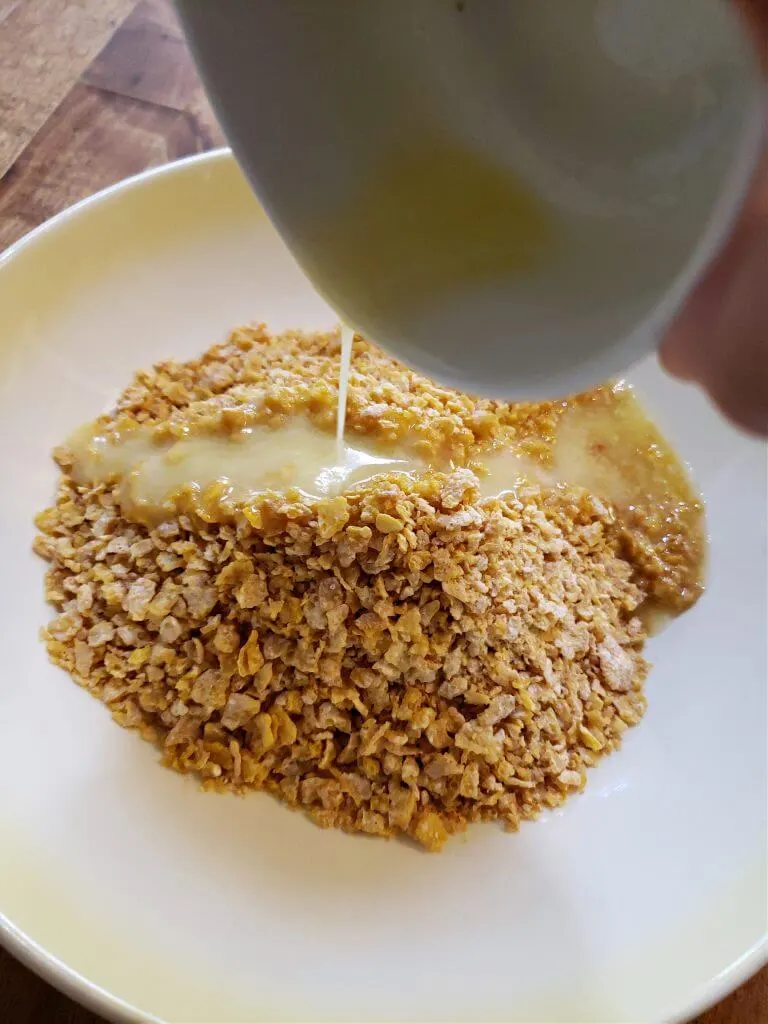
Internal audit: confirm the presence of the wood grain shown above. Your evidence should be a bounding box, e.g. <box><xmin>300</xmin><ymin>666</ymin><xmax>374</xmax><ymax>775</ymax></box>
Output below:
<box><xmin>0</xmin><ymin>947</ymin><xmax>99</xmax><ymax>1024</ymax></box>
<box><xmin>0</xmin><ymin>0</ymin><xmax>138</xmax><ymax>176</ymax></box>
<box><xmin>0</xmin><ymin>80</ymin><xmax>212</xmax><ymax>248</ymax></box>
<box><xmin>0</xmin><ymin>0</ymin><xmax>224</xmax><ymax>250</ymax></box>
<box><xmin>82</xmin><ymin>0</ymin><xmax>222</xmax><ymax>149</ymax></box>
<box><xmin>696</xmin><ymin>968</ymin><xmax>768</xmax><ymax>1024</ymax></box>
<box><xmin>0</xmin><ymin>1</ymin><xmax>764</xmax><ymax>1021</ymax></box>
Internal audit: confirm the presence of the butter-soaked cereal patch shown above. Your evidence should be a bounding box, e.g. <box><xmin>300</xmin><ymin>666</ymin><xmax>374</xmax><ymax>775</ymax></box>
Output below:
<box><xmin>34</xmin><ymin>325</ymin><xmax>704</xmax><ymax>851</ymax></box>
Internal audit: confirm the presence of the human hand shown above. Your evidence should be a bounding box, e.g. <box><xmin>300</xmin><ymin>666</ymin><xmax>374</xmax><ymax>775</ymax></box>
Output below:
<box><xmin>659</xmin><ymin>0</ymin><xmax>768</xmax><ymax>436</ymax></box>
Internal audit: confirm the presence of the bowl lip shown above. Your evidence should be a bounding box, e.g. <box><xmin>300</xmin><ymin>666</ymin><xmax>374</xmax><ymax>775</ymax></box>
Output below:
<box><xmin>178</xmin><ymin>0</ymin><xmax>767</xmax><ymax>404</ymax></box>
<box><xmin>0</xmin><ymin>911</ymin><xmax>155</xmax><ymax>1024</ymax></box>
<box><xmin>1</xmin><ymin>147</ymin><xmax>766</xmax><ymax>1024</ymax></box>
<box><xmin>0</xmin><ymin>147</ymin><xmax>229</xmax><ymax>268</ymax></box>
<box><xmin>335</xmin><ymin>81</ymin><xmax>766</xmax><ymax>404</ymax></box>
<box><xmin>665</xmin><ymin>937</ymin><xmax>768</xmax><ymax>1024</ymax></box>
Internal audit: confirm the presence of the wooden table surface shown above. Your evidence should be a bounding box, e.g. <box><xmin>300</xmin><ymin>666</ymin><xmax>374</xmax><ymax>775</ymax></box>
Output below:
<box><xmin>0</xmin><ymin>2</ymin><xmax>765</xmax><ymax>1021</ymax></box>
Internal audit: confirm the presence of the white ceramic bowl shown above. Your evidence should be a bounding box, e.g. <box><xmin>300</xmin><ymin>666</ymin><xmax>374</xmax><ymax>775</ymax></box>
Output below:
<box><xmin>177</xmin><ymin>0</ymin><xmax>764</xmax><ymax>400</ymax></box>
<box><xmin>0</xmin><ymin>151</ymin><xmax>765</xmax><ymax>1023</ymax></box>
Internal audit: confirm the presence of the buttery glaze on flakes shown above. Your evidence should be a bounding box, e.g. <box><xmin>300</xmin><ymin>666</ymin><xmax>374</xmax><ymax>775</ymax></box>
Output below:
<box><xmin>66</xmin><ymin>350</ymin><xmax>703</xmax><ymax>612</ymax></box>
<box><xmin>67</xmin><ymin>417</ymin><xmax>425</xmax><ymax>521</ymax></box>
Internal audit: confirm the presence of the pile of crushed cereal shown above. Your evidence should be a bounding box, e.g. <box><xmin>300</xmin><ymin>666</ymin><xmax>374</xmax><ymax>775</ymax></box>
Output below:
<box><xmin>34</xmin><ymin>326</ymin><xmax>704</xmax><ymax>850</ymax></box>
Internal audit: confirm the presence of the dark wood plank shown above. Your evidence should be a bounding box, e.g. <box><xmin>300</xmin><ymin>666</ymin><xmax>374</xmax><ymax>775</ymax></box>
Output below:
<box><xmin>696</xmin><ymin>968</ymin><xmax>768</xmax><ymax>1024</ymax></box>
<box><xmin>0</xmin><ymin>946</ymin><xmax>100</xmax><ymax>1024</ymax></box>
<box><xmin>82</xmin><ymin>0</ymin><xmax>223</xmax><ymax>151</ymax></box>
<box><xmin>0</xmin><ymin>80</ymin><xmax>212</xmax><ymax>248</ymax></box>
<box><xmin>0</xmin><ymin>0</ymin><xmax>137</xmax><ymax>176</ymax></box>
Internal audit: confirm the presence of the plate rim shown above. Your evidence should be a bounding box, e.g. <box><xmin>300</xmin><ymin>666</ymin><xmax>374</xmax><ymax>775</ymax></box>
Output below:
<box><xmin>0</xmin><ymin>148</ymin><xmax>765</xmax><ymax>1024</ymax></box>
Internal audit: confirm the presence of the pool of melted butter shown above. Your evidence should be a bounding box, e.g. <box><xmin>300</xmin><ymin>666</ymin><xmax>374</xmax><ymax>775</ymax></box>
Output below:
<box><xmin>67</xmin><ymin>417</ymin><xmax>424</xmax><ymax>519</ymax></box>
<box><xmin>477</xmin><ymin>383</ymin><xmax>697</xmax><ymax>508</ymax></box>
<box><xmin>67</xmin><ymin>383</ymin><xmax>699</xmax><ymax>530</ymax></box>
<box><xmin>65</xmin><ymin>379</ymin><xmax>704</xmax><ymax>629</ymax></box>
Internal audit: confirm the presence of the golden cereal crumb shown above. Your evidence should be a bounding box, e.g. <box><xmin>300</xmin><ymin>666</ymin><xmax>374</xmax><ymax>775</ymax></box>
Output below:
<box><xmin>34</xmin><ymin>325</ymin><xmax>704</xmax><ymax>851</ymax></box>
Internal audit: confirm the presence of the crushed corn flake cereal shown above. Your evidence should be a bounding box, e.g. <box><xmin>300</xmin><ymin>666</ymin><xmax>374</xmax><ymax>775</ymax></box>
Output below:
<box><xmin>34</xmin><ymin>326</ymin><xmax>704</xmax><ymax>851</ymax></box>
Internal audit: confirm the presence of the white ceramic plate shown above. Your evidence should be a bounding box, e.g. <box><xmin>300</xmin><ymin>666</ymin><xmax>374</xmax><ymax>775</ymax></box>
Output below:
<box><xmin>0</xmin><ymin>150</ymin><xmax>765</xmax><ymax>1024</ymax></box>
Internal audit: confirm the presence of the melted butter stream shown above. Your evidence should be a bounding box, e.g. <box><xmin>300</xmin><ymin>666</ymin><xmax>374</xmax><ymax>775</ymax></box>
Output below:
<box><xmin>336</xmin><ymin>323</ymin><xmax>354</xmax><ymax>459</ymax></box>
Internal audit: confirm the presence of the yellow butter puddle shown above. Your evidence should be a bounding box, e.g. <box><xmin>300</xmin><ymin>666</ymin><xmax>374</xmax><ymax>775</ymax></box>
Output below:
<box><xmin>67</xmin><ymin>378</ymin><xmax>702</xmax><ymax>593</ymax></box>
<box><xmin>67</xmin><ymin>416</ymin><xmax>423</xmax><ymax>520</ymax></box>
